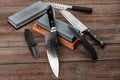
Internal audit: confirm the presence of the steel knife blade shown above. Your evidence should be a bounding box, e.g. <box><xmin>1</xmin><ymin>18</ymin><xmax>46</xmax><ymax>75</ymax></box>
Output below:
<box><xmin>46</xmin><ymin>2</ymin><xmax>92</xmax><ymax>13</ymax></box>
<box><xmin>24</xmin><ymin>29</ymin><xmax>39</xmax><ymax>59</ymax></box>
<box><xmin>68</xmin><ymin>26</ymin><xmax>97</xmax><ymax>60</ymax></box>
<box><xmin>60</xmin><ymin>10</ymin><xmax>105</xmax><ymax>48</ymax></box>
<box><xmin>45</xmin><ymin>5</ymin><xmax>59</xmax><ymax>78</ymax></box>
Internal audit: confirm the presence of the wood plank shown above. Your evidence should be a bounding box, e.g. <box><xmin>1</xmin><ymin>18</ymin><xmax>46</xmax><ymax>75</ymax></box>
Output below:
<box><xmin>0</xmin><ymin>0</ymin><xmax>120</xmax><ymax>7</ymax></box>
<box><xmin>0</xmin><ymin>61</ymin><xmax>119</xmax><ymax>79</ymax></box>
<box><xmin>0</xmin><ymin>4</ymin><xmax>120</xmax><ymax>20</ymax></box>
<box><xmin>0</xmin><ymin>44</ymin><xmax>119</xmax><ymax>64</ymax></box>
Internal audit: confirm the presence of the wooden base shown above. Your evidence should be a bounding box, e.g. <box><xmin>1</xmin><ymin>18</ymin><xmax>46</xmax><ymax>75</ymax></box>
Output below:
<box><xmin>32</xmin><ymin>23</ymin><xmax>80</xmax><ymax>50</ymax></box>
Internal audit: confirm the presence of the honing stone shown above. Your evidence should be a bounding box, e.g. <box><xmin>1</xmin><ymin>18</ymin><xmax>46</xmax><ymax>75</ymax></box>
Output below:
<box><xmin>8</xmin><ymin>1</ymin><xmax>48</xmax><ymax>29</ymax></box>
<box><xmin>37</xmin><ymin>14</ymin><xmax>80</xmax><ymax>42</ymax></box>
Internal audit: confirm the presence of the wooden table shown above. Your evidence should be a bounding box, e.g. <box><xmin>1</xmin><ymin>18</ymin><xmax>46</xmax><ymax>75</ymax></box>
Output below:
<box><xmin>0</xmin><ymin>0</ymin><xmax>120</xmax><ymax>80</ymax></box>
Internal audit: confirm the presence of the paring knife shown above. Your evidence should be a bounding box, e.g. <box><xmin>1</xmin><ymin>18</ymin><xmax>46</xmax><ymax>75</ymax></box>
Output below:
<box><xmin>24</xmin><ymin>29</ymin><xmax>39</xmax><ymax>59</ymax></box>
<box><xmin>69</xmin><ymin>26</ymin><xmax>97</xmax><ymax>60</ymax></box>
<box><xmin>60</xmin><ymin>10</ymin><xmax>105</xmax><ymax>48</ymax></box>
<box><xmin>47</xmin><ymin>2</ymin><xmax>92</xmax><ymax>13</ymax></box>
<box><xmin>45</xmin><ymin>5</ymin><xmax>59</xmax><ymax>78</ymax></box>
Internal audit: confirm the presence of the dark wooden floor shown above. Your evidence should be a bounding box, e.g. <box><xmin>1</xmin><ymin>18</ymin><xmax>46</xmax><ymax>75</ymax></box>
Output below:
<box><xmin>0</xmin><ymin>0</ymin><xmax>120</xmax><ymax>80</ymax></box>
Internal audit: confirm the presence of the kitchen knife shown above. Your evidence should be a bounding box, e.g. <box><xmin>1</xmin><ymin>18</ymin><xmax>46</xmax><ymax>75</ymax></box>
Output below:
<box><xmin>47</xmin><ymin>2</ymin><xmax>92</xmax><ymax>13</ymax></box>
<box><xmin>60</xmin><ymin>10</ymin><xmax>105</xmax><ymax>48</ymax></box>
<box><xmin>45</xmin><ymin>5</ymin><xmax>59</xmax><ymax>78</ymax></box>
<box><xmin>24</xmin><ymin>29</ymin><xmax>39</xmax><ymax>59</ymax></box>
<box><xmin>68</xmin><ymin>26</ymin><xmax>97</xmax><ymax>60</ymax></box>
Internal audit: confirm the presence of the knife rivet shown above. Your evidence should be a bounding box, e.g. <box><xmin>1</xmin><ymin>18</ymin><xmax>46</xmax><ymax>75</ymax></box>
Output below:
<box><xmin>101</xmin><ymin>41</ymin><xmax>103</xmax><ymax>43</ymax></box>
<box><xmin>94</xmin><ymin>35</ymin><xmax>96</xmax><ymax>37</ymax></box>
<box><xmin>88</xmin><ymin>29</ymin><xmax>91</xmax><ymax>32</ymax></box>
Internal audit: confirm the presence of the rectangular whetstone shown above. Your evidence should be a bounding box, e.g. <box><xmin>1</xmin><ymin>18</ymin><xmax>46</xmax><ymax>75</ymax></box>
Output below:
<box><xmin>8</xmin><ymin>1</ymin><xmax>48</xmax><ymax>29</ymax></box>
<box><xmin>32</xmin><ymin>23</ymin><xmax>79</xmax><ymax>50</ymax></box>
<box><xmin>37</xmin><ymin>14</ymin><xmax>80</xmax><ymax>42</ymax></box>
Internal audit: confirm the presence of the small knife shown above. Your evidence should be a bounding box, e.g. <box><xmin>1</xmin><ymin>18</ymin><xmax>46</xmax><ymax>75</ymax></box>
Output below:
<box><xmin>47</xmin><ymin>2</ymin><xmax>92</xmax><ymax>13</ymax></box>
<box><xmin>24</xmin><ymin>29</ymin><xmax>39</xmax><ymax>59</ymax></box>
<box><xmin>60</xmin><ymin>10</ymin><xmax>105</xmax><ymax>48</ymax></box>
<box><xmin>69</xmin><ymin>26</ymin><xmax>97</xmax><ymax>60</ymax></box>
<box><xmin>45</xmin><ymin>5</ymin><xmax>59</xmax><ymax>78</ymax></box>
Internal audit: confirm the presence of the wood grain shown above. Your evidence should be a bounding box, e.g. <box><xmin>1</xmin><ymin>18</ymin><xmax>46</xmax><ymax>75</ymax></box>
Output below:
<box><xmin>0</xmin><ymin>61</ymin><xmax>119</xmax><ymax>80</ymax></box>
<box><xmin>0</xmin><ymin>0</ymin><xmax>120</xmax><ymax>79</ymax></box>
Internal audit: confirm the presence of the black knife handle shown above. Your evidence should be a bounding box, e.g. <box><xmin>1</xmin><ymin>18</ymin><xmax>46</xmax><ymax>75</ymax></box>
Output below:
<box><xmin>24</xmin><ymin>29</ymin><xmax>36</xmax><ymax>47</ymax></box>
<box><xmin>47</xmin><ymin>5</ymin><xmax>56</xmax><ymax>28</ymax></box>
<box><xmin>72</xmin><ymin>6</ymin><xmax>92</xmax><ymax>13</ymax></box>
<box><xmin>69</xmin><ymin>27</ymin><xmax>97</xmax><ymax>60</ymax></box>
<box><xmin>24</xmin><ymin>29</ymin><xmax>39</xmax><ymax>59</ymax></box>
<box><xmin>85</xmin><ymin>29</ymin><xmax>105</xmax><ymax>48</ymax></box>
<box><xmin>79</xmin><ymin>36</ymin><xmax>98</xmax><ymax>60</ymax></box>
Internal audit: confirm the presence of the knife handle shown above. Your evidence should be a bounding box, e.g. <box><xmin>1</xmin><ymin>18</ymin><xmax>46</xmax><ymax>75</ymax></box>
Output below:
<box><xmin>69</xmin><ymin>26</ymin><xmax>97</xmax><ymax>60</ymax></box>
<box><xmin>72</xmin><ymin>6</ymin><xmax>92</xmax><ymax>13</ymax></box>
<box><xmin>24</xmin><ymin>29</ymin><xmax>39</xmax><ymax>59</ymax></box>
<box><xmin>85</xmin><ymin>29</ymin><xmax>105</xmax><ymax>48</ymax></box>
<box><xmin>24</xmin><ymin>29</ymin><xmax>36</xmax><ymax>46</ymax></box>
<box><xmin>47</xmin><ymin>5</ymin><xmax>56</xmax><ymax>28</ymax></box>
<box><xmin>79</xmin><ymin>36</ymin><xmax>98</xmax><ymax>60</ymax></box>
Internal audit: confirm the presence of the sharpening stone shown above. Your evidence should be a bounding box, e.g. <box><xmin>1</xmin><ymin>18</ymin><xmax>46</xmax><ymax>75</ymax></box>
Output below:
<box><xmin>8</xmin><ymin>1</ymin><xmax>48</xmax><ymax>29</ymax></box>
<box><xmin>37</xmin><ymin>14</ymin><xmax>80</xmax><ymax>42</ymax></box>
<box><xmin>32</xmin><ymin>23</ymin><xmax>80</xmax><ymax>50</ymax></box>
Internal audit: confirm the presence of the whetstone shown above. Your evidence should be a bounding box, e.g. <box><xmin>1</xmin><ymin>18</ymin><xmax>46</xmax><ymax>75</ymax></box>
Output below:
<box><xmin>8</xmin><ymin>1</ymin><xmax>48</xmax><ymax>29</ymax></box>
<box><xmin>32</xmin><ymin>23</ymin><xmax>80</xmax><ymax>50</ymax></box>
<box><xmin>37</xmin><ymin>14</ymin><xmax>80</xmax><ymax>42</ymax></box>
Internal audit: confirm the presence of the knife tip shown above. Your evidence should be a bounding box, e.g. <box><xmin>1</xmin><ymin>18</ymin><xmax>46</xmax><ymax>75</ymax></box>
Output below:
<box><xmin>55</xmin><ymin>72</ymin><xmax>59</xmax><ymax>78</ymax></box>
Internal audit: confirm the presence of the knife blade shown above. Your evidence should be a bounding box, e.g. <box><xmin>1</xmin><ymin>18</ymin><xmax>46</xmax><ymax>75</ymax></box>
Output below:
<box><xmin>45</xmin><ymin>5</ymin><xmax>59</xmax><ymax>78</ymax></box>
<box><xmin>24</xmin><ymin>29</ymin><xmax>39</xmax><ymax>59</ymax></box>
<box><xmin>68</xmin><ymin>26</ymin><xmax>97</xmax><ymax>60</ymax></box>
<box><xmin>60</xmin><ymin>10</ymin><xmax>105</xmax><ymax>48</ymax></box>
<box><xmin>47</xmin><ymin>2</ymin><xmax>92</xmax><ymax>13</ymax></box>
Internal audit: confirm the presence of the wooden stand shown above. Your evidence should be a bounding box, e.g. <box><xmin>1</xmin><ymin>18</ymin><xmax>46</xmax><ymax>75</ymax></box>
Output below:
<box><xmin>32</xmin><ymin>23</ymin><xmax>80</xmax><ymax>50</ymax></box>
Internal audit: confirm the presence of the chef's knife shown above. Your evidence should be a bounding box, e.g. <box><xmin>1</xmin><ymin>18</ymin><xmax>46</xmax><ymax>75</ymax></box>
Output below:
<box><xmin>45</xmin><ymin>5</ymin><xmax>59</xmax><ymax>78</ymax></box>
<box><xmin>69</xmin><ymin>26</ymin><xmax>97</xmax><ymax>60</ymax></box>
<box><xmin>60</xmin><ymin>10</ymin><xmax>105</xmax><ymax>48</ymax></box>
<box><xmin>24</xmin><ymin>29</ymin><xmax>39</xmax><ymax>59</ymax></box>
<box><xmin>47</xmin><ymin>2</ymin><xmax>92</xmax><ymax>13</ymax></box>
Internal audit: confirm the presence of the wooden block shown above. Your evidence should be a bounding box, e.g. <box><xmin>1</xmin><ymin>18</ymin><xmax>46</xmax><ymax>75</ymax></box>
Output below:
<box><xmin>32</xmin><ymin>23</ymin><xmax>80</xmax><ymax>50</ymax></box>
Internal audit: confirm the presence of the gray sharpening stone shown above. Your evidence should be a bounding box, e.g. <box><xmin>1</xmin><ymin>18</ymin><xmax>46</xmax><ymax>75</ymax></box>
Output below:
<box><xmin>8</xmin><ymin>1</ymin><xmax>48</xmax><ymax>29</ymax></box>
<box><xmin>37</xmin><ymin>14</ymin><xmax>80</xmax><ymax>42</ymax></box>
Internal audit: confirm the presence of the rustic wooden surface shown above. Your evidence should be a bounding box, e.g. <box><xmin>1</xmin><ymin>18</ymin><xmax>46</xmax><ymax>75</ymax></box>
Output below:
<box><xmin>0</xmin><ymin>0</ymin><xmax>120</xmax><ymax>80</ymax></box>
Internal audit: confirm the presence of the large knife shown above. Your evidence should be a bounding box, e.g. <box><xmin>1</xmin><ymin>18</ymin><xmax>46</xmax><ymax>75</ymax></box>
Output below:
<box><xmin>68</xmin><ymin>26</ymin><xmax>97</xmax><ymax>60</ymax></box>
<box><xmin>45</xmin><ymin>5</ymin><xmax>59</xmax><ymax>78</ymax></box>
<box><xmin>47</xmin><ymin>2</ymin><xmax>92</xmax><ymax>13</ymax></box>
<box><xmin>60</xmin><ymin>10</ymin><xmax>105</xmax><ymax>48</ymax></box>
